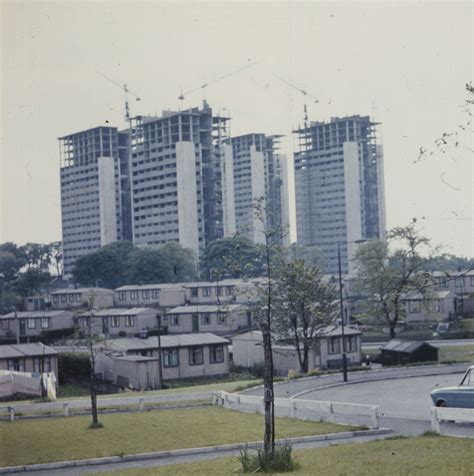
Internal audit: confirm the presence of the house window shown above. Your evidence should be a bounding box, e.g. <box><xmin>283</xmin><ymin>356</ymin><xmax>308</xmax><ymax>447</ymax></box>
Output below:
<box><xmin>152</xmin><ymin>290</ymin><xmax>159</xmax><ymax>299</ymax></box>
<box><xmin>409</xmin><ymin>301</ymin><xmax>421</xmax><ymax>314</ymax></box>
<box><xmin>201</xmin><ymin>313</ymin><xmax>211</xmax><ymax>325</ymax></box>
<box><xmin>7</xmin><ymin>359</ymin><xmax>24</xmax><ymax>372</ymax></box>
<box><xmin>27</xmin><ymin>318</ymin><xmax>36</xmax><ymax>329</ymax></box>
<box><xmin>202</xmin><ymin>287</ymin><xmax>211</xmax><ymax>297</ymax></box>
<box><xmin>328</xmin><ymin>337</ymin><xmax>340</xmax><ymax>354</ymax></box>
<box><xmin>75</xmin><ymin>294</ymin><xmax>81</xmax><ymax>302</ymax></box>
<box><xmin>125</xmin><ymin>316</ymin><xmax>135</xmax><ymax>327</ymax></box>
<box><xmin>190</xmin><ymin>288</ymin><xmax>198</xmax><ymax>297</ymax></box>
<box><xmin>345</xmin><ymin>336</ymin><xmax>358</xmax><ymax>353</ymax></box>
<box><xmin>119</xmin><ymin>292</ymin><xmax>126</xmax><ymax>301</ymax></box>
<box><xmin>436</xmin><ymin>300</ymin><xmax>444</xmax><ymax>313</ymax></box>
<box><xmin>60</xmin><ymin>295</ymin><xmax>67</xmax><ymax>303</ymax></box>
<box><xmin>217</xmin><ymin>313</ymin><xmax>227</xmax><ymax>325</ymax></box>
<box><xmin>225</xmin><ymin>286</ymin><xmax>234</xmax><ymax>296</ymax></box>
<box><xmin>41</xmin><ymin>318</ymin><xmax>49</xmax><ymax>329</ymax></box>
<box><xmin>111</xmin><ymin>316</ymin><xmax>120</xmax><ymax>327</ymax></box>
<box><xmin>470</xmin><ymin>276</ymin><xmax>474</xmax><ymax>287</ymax></box>
<box><xmin>1</xmin><ymin>320</ymin><xmax>10</xmax><ymax>330</ymax></box>
<box><xmin>169</xmin><ymin>315</ymin><xmax>179</xmax><ymax>326</ymax></box>
<box><xmin>131</xmin><ymin>291</ymin><xmax>138</xmax><ymax>300</ymax></box>
<box><xmin>52</xmin><ymin>296</ymin><xmax>58</xmax><ymax>304</ymax></box>
<box><xmin>189</xmin><ymin>346</ymin><xmax>203</xmax><ymax>365</ymax></box>
<box><xmin>68</xmin><ymin>294</ymin><xmax>74</xmax><ymax>302</ymax></box>
<box><xmin>142</xmin><ymin>290</ymin><xmax>149</xmax><ymax>299</ymax></box>
<box><xmin>210</xmin><ymin>344</ymin><xmax>224</xmax><ymax>363</ymax></box>
<box><xmin>33</xmin><ymin>357</ymin><xmax>51</xmax><ymax>373</ymax></box>
<box><xmin>163</xmin><ymin>348</ymin><xmax>179</xmax><ymax>367</ymax></box>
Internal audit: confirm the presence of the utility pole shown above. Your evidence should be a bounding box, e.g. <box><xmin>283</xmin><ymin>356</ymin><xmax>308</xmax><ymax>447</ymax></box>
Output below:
<box><xmin>337</xmin><ymin>243</ymin><xmax>348</xmax><ymax>383</ymax></box>
<box><xmin>156</xmin><ymin>313</ymin><xmax>164</xmax><ymax>389</ymax></box>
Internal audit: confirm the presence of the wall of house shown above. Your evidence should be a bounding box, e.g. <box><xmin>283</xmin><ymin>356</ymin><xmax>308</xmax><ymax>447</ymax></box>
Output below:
<box><xmin>321</xmin><ymin>335</ymin><xmax>362</xmax><ymax>369</ymax></box>
<box><xmin>0</xmin><ymin>355</ymin><xmax>59</xmax><ymax>378</ymax></box>
<box><xmin>51</xmin><ymin>291</ymin><xmax>114</xmax><ymax>310</ymax></box>
<box><xmin>114</xmin><ymin>287</ymin><xmax>185</xmax><ymax>308</ymax></box>
<box><xmin>0</xmin><ymin>313</ymin><xmax>75</xmax><ymax>339</ymax></box>
<box><xmin>404</xmin><ymin>298</ymin><xmax>455</xmax><ymax>324</ymax></box>
<box><xmin>113</xmin><ymin>359</ymin><xmax>160</xmax><ymax>390</ymax></box>
<box><xmin>165</xmin><ymin>310</ymin><xmax>249</xmax><ymax>335</ymax></box>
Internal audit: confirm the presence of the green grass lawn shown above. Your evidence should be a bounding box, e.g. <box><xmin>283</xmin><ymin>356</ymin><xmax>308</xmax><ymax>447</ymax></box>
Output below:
<box><xmin>101</xmin><ymin>435</ymin><xmax>474</xmax><ymax>475</ymax></box>
<box><xmin>0</xmin><ymin>406</ymin><xmax>359</xmax><ymax>467</ymax></box>
<box><xmin>438</xmin><ymin>344</ymin><xmax>474</xmax><ymax>363</ymax></box>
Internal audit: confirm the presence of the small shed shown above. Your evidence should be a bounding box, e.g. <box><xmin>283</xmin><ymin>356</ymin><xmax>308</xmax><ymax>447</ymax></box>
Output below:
<box><xmin>379</xmin><ymin>340</ymin><xmax>438</xmax><ymax>366</ymax></box>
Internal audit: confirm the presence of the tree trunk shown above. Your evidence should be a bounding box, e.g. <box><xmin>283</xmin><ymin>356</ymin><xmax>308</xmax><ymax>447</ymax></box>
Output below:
<box><xmin>299</xmin><ymin>345</ymin><xmax>309</xmax><ymax>374</ymax></box>
<box><xmin>261</xmin><ymin>321</ymin><xmax>274</xmax><ymax>456</ymax></box>
<box><xmin>89</xmin><ymin>347</ymin><xmax>99</xmax><ymax>425</ymax></box>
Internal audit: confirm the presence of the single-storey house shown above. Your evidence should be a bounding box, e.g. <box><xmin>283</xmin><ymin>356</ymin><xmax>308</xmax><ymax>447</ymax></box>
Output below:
<box><xmin>75</xmin><ymin>307</ymin><xmax>157</xmax><ymax>337</ymax></box>
<box><xmin>114</xmin><ymin>284</ymin><xmax>186</xmax><ymax>308</ymax></box>
<box><xmin>402</xmin><ymin>290</ymin><xmax>455</xmax><ymax>324</ymax></box>
<box><xmin>0</xmin><ymin>343</ymin><xmax>59</xmax><ymax>378</ymax></box>
<box><xmin>379</xmin><ymin>340</ymin><xmax>438</xmax><ymax>366</ymax></box>
<box><xmin>50</xmin><ymin>287</ymin><xmax>114</xmax><ymax>310</ymax></box>
<box><xmin>165</xmin><ymin>304</ymin><xmax>252</xmax><ymax>335</ymax></box>
<box><xmin>232</xmin><ymin>325</ymin><xmax>363</xmax><ymax>376</ymax></box>
<box><xmin>0</xmin><ymin>311</ymin><xmax>75</xmax><ymax>341</ymax></box>
<box><xmin>95</xmin><ymin>333</ymin><xmax>230</xmax><ymax>389</ymax></box>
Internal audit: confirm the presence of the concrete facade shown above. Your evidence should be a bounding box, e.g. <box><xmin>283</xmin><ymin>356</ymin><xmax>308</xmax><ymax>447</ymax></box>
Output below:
<box><xmin>294</xmin><ymin>115</ymin><xmax>386</xmax><ymax>274</ymax></box>
<box><xmin>59</xmin><ymin>127</ymin><xmax>131</xmax><ymax>276</ymax></box>
<box><xmin>230</xmin><ymin>133</ymin><xmax>290</xmax><ymax>245</ymax></box>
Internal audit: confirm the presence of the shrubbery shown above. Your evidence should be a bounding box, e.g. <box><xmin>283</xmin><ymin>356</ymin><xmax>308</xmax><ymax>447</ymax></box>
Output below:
<box><xmin>238</xmin><ymin>444</ymin><xmax>297</xmax><ymax>473</ymax></box>
<box><xmin>58</xmin><ymin>353</ymin><xmax>90</xmax><ymax>385</ymax></box>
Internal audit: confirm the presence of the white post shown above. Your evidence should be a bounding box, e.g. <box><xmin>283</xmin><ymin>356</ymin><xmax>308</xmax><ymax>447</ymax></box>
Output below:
<box><xmin>326</xmin><ymin>402</ymin><xmax>334</xmax><ymax>422</ymax></box>
<box><xmin>260</xmin><ymin>397</ymin><xmax>265</xmax><ymax>415</ymax></box>
<box><xmin>290</xmin><ymin>400</ymin><xmax>297</xmax><ymax>419</ymax></box>
<box><xmin>63</xmin><ymin>402</ymin><xmax>69</xmax><ymax>417</ymax></box>
<box><xmin>431</xmin><ymin>408</ymin><xmax>440</xmax><ymax>434</ymax></box>
<box><xmin>9</xmin><ymin>406</ymin><xmax>14</xmax><ymax>422</ymax></box>
<box><xmin>371</xmin><ymin>406</ymin><xmax>379</xmax><ymax>429</ymax></box>
<box><xmin>139</xmin><ymin>398</ymin><xmax>145</xmax><ymax>412</ymax></box>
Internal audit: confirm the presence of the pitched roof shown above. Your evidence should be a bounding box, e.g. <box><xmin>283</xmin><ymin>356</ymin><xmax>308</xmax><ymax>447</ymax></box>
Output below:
<box><xmin>107</xmin><ymin>333</ymin><xmax>229</xmax><ymax>351</ymax></box>
<box><xmin>114</xmin><ymin>284</ymin><xmax>184</xmax><ymax>291</ymax></box>
<box><xmin>0</xmin><ymin>343</ymin><xmax>58</xmax><ymax>359</ymax></box>
<box><xmin>381</xmin><ymin>340</ymin><xmax>437</xmax><ymax>353</ymax></box>
<box><xmin>1</xmin><ymin>310</ymin><xmax>73</xmax><ymax>319</ymax></box>
<box><xmin>90</xmin><ymin>308</ymin><xmax>154</xmax><ymax>317</ymax></box>
<box><xmin>50</xmin><ymin>287</ymin><xmax>113</xmax><ymax>295</ymax></box>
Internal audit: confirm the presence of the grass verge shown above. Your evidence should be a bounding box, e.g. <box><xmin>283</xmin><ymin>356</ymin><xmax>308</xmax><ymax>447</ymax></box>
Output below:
<box><xmin>0</xmin><ymin>406</ymin><xmax>359</xmax><ymax>467</ymax></box>
<box><xmin>101</xmin><ymin>435</ymin><xmax>474</xmax><ymax>475</ymax></box>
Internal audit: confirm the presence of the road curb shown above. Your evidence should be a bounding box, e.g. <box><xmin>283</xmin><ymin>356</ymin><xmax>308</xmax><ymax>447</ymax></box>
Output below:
<box><xmin>0</xmin><ymin>428</ymin><xmax>392</xmax><ymax>474</ymax></box>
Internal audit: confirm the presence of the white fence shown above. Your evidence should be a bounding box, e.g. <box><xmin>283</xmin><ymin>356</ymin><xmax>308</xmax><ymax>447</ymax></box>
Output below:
<box><xmin>430</xmin><ymin>406</ymin><xmax>474</xmax><ymax>434</ymax></box>
<box><xmin>0</xmin><ymin>391</ymin><xmax>213</xmax><ymax>421</ymax></box>
<box><xmin>212</xmin><ymin>391</ymin><xmax>380</xmax><ymax>429</ymax></box>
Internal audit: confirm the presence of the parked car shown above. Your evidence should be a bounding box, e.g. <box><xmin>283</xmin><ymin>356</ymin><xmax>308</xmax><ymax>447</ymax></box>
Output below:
<box><xmin>431</xmin><ymin>365</ymin><xmax>474</xmax><ymax>408</ymax></box>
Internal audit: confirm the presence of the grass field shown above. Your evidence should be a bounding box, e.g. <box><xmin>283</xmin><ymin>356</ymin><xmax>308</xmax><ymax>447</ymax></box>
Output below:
<box><xmin>102</xmin><ymin>435</ymin><xmax>474</xmax><ymax>475</ymax></box>
<box><xmin>0</xmin><ymin>406</ymin><xmax>359</xmax><ymax>467</ymax></box>
<box><xmin>438</xmin><ymin>344</ymin><xmax>474</xmax><ymax>363</ymax></box>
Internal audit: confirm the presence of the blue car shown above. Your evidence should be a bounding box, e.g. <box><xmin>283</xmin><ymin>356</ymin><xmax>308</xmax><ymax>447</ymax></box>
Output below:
<box><xmin>431</xmin><ymin>365</ymin><xmax>474</xmax><ymax>408</ymax></box>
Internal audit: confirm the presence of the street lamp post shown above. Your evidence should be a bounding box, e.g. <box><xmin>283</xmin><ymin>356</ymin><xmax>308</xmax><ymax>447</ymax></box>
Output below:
<box><xmin>156</xmin><ymin>313</ymin><xmax>164</xmax><ymax>389</ymax></box>
<box><xmin>337</xmin><ymin>242</ymin><xmax>348</xmax><ymax>382</ymax></box>
<box><xmin>337</xmin><ymin>239</ymin><xmax>367</xmax><ymax>383</ymax></box>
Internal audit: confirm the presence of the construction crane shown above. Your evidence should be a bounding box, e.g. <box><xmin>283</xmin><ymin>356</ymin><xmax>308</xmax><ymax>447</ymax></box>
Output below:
<box><xmin>273</xmin><ymin>74</ymin><xmax>319</xmax><ymax>128</ymax></box>
<box><xmin>178</xmin><ymin>59</ymin><xmax>263</xmax><ymax>103</ymax></box>
<box><xmin>97</xmin><ymin>71</ymin><xmax>141</xmax><ymax>123</ymax></box>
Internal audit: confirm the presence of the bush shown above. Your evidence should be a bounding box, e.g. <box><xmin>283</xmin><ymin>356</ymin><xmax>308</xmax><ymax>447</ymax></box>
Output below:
<box><xmin>238</xmin><ymin>444</ymin><xmax>297</xmax><ymax>473</ymax></box>
<box><xmin>58</xmin><ymin>353</ymin><xmax>90</xmax><ymax>385</ymax></box>
<box><xmin>40</xmin><ymin>327</ymin><xmax>78</xmax><ymax>345</ymax></box>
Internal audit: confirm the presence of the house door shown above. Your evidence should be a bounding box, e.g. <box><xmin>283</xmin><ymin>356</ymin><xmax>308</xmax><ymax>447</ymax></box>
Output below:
<box><xmin>102</xmin><ymin>317</ymin><xmax>109</xmax><ymax>335</ymax></box>
<box><xmin>192</xmin><ymin>314</ymin><xmax>199</xmax><ymax>332</ymax></box>
<box><xmin>19</xmin><ymin>319</ymin><xmax>26</xmax><ymax>336</ymax></box>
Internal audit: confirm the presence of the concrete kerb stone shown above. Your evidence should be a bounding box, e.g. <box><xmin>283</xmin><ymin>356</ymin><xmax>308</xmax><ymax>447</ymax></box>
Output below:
<box><xmin>0</xmin><ymin>428</ymin><xmax>392</xmax><ymax>474</ymax></box>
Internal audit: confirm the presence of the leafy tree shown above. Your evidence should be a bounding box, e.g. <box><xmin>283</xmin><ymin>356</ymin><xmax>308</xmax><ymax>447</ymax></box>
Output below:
<box><xmin>200</xmin><ymin>235</ymin><xmax>266</xmax><ymax>280</ymax></box>
<box><xmin>72</xmin><ymin>241</ymin><xmax>134</xmax><ymax>288</ymax></box>
<box><xmin>49</xmin><ymin>241</ymin><xmax>63</xmax><ymax>277</ymax></box>
<box><xmin>0</xmin><ymin>243</ymin><xmax>27</xmax><ymax>281</ymax></box>
<box><xmin>353</xmin><ymin>221</ymin><xmax>434</xmax><ymax>338</ymax></box>
<box><xmin>272</xmin><ymin>259</ymin><xmax>337</xmax><ymax>373</ymax></box>
<box><xmin>127</xmin><ymin>242</ymin><xmax>196</xmax><ymax>284</ymax></box>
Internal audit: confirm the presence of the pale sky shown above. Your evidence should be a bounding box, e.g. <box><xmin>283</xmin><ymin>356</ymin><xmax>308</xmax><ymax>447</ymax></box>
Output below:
<box><xmin>1</xmin><ymin>1</ymin><xmax>473</xmax><ymax>257</ymax></box>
